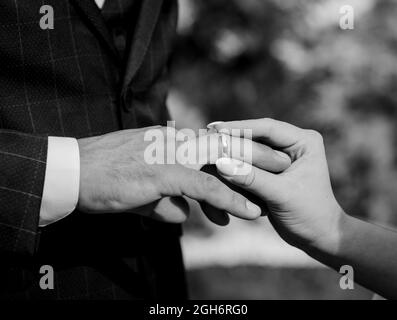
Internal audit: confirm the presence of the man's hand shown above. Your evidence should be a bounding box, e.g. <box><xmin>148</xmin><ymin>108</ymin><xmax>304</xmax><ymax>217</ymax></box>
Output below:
<box><xmin>76</xmin><ymin>126</ymin><xmax>290</xmax><ymax>224</ymax></box>
<box><xmin>212</xmin><ymin>119</ymin><xmax>343</xmax><ymax>252</ymax></box>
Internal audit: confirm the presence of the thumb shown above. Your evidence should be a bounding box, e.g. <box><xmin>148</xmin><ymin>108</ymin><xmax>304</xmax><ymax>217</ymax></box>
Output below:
<box><xmin>215</xmin><ymin>158</ymin><xmax>281</xmax><ymax>201</ymax></box>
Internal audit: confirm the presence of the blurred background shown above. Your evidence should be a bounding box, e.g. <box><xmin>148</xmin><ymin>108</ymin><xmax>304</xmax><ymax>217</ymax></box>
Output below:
<box><xmin>167</xmin><ymin>0</ymin><xmax>397</xmax><ymax>299</ymax></box>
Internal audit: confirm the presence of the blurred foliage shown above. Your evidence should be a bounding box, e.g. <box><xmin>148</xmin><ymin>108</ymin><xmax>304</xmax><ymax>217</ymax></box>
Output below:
<box><xmin>171</xmin><ymin>0</ymin><xmax>397</xmax><ymax>226</ymax></box>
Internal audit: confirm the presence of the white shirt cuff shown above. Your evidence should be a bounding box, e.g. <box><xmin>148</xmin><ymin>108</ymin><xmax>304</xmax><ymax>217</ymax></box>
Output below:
<box><xmin>39</xmin><ymin>137</ymin><xmax>80</xmax><ymax>227</ymax></box>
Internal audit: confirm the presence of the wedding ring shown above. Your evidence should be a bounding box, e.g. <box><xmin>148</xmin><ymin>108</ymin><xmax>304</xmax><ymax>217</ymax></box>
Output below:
<box><xmin>220</xmin><ymin>133</ymin><xmax>229</xmax><ymax>158</ymax></box>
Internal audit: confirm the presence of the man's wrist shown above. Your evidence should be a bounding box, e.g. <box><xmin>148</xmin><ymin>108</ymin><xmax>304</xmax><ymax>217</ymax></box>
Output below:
<box><xmin>76</xmin><ymin>136</ymin><xmax>98</xmax><ymax>212</ymax></box>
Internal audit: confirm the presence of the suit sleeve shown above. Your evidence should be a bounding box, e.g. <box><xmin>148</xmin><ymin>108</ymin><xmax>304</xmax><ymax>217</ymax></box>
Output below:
<box><xmin>0</xmin><ymin>130</ymin><xmax>48</xmax><ymax>256</ymax></box>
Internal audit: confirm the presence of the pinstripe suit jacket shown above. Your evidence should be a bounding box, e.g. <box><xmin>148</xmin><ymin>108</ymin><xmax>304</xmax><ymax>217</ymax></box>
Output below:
<box><xmin>0</xmin><ymin>0</ymin><xmax>186</xmax><ymax>299</ymax></box>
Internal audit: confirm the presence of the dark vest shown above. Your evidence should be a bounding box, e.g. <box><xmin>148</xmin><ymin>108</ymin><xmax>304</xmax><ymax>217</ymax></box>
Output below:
<box><xmin>102</xmin><ymin>0</ymin><xmax>140</xmax><ymax>59</ymax></box>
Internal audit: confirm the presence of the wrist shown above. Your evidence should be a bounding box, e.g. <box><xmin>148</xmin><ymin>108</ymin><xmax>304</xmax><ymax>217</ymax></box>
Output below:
<box><xmin>76</xmin><ymin>137</ymin><xmax>93</xmax><ymax>212</ymax></box>
<box><xmin>76</xmin><ymin>136</ymin><xmax>114</xmax><ymax>213</ymax></box>
<box><xmin>305</xmin><ymin>204</ymin><xmax>348</xmax><ymax>258</ymax></box>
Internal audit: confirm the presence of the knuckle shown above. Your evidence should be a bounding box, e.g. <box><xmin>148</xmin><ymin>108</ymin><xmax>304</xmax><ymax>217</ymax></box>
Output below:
<box><xmin>159</xmin><ymin>126</ymin><xmax>167</xmax><ymax>134</ymax></box>
<box><xmin>231</xmin><ymin>192</ymin><xmax>243</xmax><ymax>208</ymax></box>
<box><xmin>189</xmin><ymin>172</ymin><xmax>216</xmax><ymax>198</ymax></box>
<box><xmin>169</xmin><ymin>126</ymin><xmax>178</xmax><ymax>136</ymax></box>
<box><xmin>167</xmin><ymin>127</ymin><xmax>178</xmax><ymax>142</ymax></box>
<box><xmin>189</xmin><ymin>171</ymin><xmax>203</xmax><ymax>193</ymax></box>
<box><xmin>242</xmin><ymin>172</ymin><xmax>255</xmax><ymax>187</ymax></box>
<box><xmin>203</xmin><ymin>174</ymin><xmax>220</xmax><ymax>192</ymax></box>
<box><xmin>261</xmin><ymin>117</ymin><xmax>272</xmax><ymax>130</ymax></box>
<box><xmin>159</xmin><ymin>126</ymin><xmax>177</xmax><ymax>140</ymax></box>
<box><xmin>306</xmin><ymin>129</ymin><xmax>323</xmax><ymax>144</ymax></box>
<box><xmin>261</xmin><ymin>117</ymin><xmax>272</xmax><ymax>124</ymax></box>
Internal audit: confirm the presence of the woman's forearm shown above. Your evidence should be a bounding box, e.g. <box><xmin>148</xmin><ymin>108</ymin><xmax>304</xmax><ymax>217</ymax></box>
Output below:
<box><xmin>307</xmin><ymin>213</ymin><xmax>397</xmax><ymax>299</ymax></box>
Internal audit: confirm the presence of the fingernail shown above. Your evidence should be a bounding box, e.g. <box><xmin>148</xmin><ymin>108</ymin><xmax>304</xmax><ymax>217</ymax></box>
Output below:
<box><xmin>207</xmin><ymin>121</ymin><xmax>223</xmax><ymax>129</ymax></box>
<box><xmin>216</xmin><ymin>158</ymin><xmax>239</xmax><ymax>176</ymax></box>
<box><xmin>275</xmin><ymin>150</ymin><xmax>290</xmax><ymax>161</ymax></box>
<box><xmin>245</xmin><ymin>200</ymin><xmax>261</xmax><ymax>218</ymax></box>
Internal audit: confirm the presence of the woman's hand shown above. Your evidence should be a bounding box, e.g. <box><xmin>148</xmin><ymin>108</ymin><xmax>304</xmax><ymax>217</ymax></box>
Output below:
<box><xmin>211</xmin><ymin>118</ymin><xmax>344</xmax><ymax>253</ymax></box>
<box><xmin>77</xmin><ymin>125</ymin><xmax>290</xmax><ymax>225</ymax></box>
